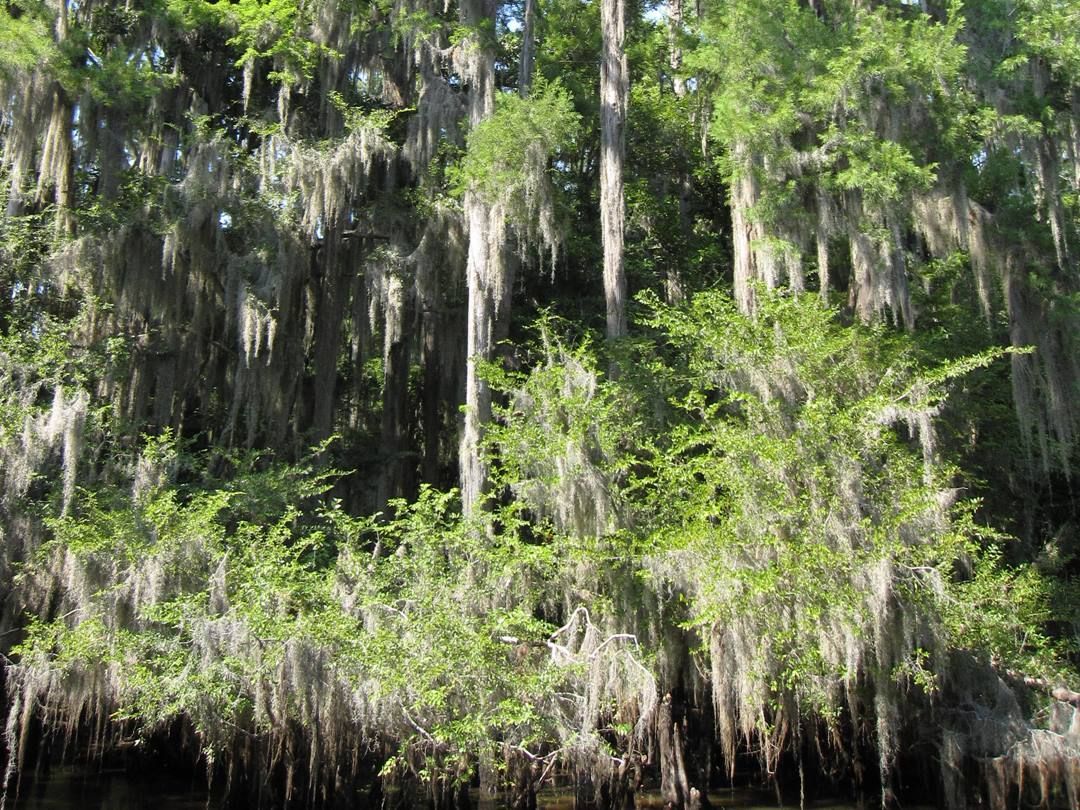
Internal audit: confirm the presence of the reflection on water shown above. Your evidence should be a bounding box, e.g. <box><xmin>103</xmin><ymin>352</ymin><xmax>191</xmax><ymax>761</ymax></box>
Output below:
<box><xmin>10</xmin><ymin>767</ymin><xmax>214</xmax><ymax>809</ymax></box>
<box><xmin>9</xmin><ymin>768</ymin><xmax>866</xmax><ymax>809</ymax></box>
<box><xmin>531</xmin><ymin>787</ymin><xmax>862</xmax><ymax>810</ymax></box>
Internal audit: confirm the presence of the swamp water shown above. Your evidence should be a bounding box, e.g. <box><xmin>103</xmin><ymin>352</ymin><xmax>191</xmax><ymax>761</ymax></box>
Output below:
<box><xmin>7</xmin><ymin>768</ymin><xmax>877</xmax><ymax>809</ymax></box>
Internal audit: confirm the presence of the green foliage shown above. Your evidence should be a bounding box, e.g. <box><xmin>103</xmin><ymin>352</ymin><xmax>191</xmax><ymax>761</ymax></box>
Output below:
<box><xmin>0</xmin><ymin>1</ymin><xmax>55</xmax><ymax>76</ymax></box>
<box><xmin>484</xmin><ymin>317</ymin><xmax>636</xmax><ymax>500</ymax></box>
<box><xmin>78</xmin><ymin>46</ymin><xmax>174</xmax><ymax>110</ymax></box>
<box><xmin>198</xmin><ymin>0</ymin><xmax>336</xmax><ymax>82</ymax></box>
<box><xmin>0</xmin><ymin>210</ymin><xmax>60</xmax><ymax>296</ymax></box>
<box><xmin>473</xmin><ymin>287</ymin><xmax>1078</xmax><ymax>742</ymax></box>
<box><xmin>11</xmin><ymin>437</ymin><xmax>576</xmax><ymax>776</ymax></box>
<box><xmin>77</xmin><ymin>169</ymin><xmax>173</xmax><ymax>232</ymax></box>
<box><xmin>347</xmin><ymin>489</ymin><xmax>559</xmax><ymax>757</ymax></box>
<box><xmin>693</xmin><ymin>0</ymin><xmax>972</xmax><ymax>220</ymax></box>
<box><xmin>945</xmin><ymin>545</ymin><xmax>1079</xmax><ymax>682</ymax></box>
<box><xmin>327</xmin><ymin>90</ymin><xmax>406</xmax><ymax>134</ymax></box>
<box><xmin>452</xmin><ymin>79</ymin><xmax>579</xmax><ymax>209</ymax></box>
<box><xmin>631</xmin><ymin>289</ymin><xmax>1021</xmax><ymax>703</ymax></box>
<box><xmin>1015</xmin><ymin>0</ymin><xmax>1080</xmax><ymax>83</ymax></box>
<box><xmin>0</xmin><ymin>292</ymin><xmax>125</xmax><ymax>457</ymax></box>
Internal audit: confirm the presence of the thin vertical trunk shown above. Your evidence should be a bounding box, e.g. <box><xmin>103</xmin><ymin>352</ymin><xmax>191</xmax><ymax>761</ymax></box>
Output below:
<box><xmin>600</xmin><ymin>0</ymin><xmax>628</xmax><ymax>340</ymax></box>
<box><xmin>97</xmin><ymin>111</ymin><xmax>127</xmax><ymax>201</ymax></box>
<box><xmin>815</xmin><ymin>189</ymin><xmax>831</xmax><ymax>301</ymax></box>
<box><xmin>730</xmin><ymin>142</ymin><xmax>773</xmax><ymax>313</ymax></box>
<box><xmin>844</xmin><ymin>192</ymin><xmax>913</xmax><ymax>329</ymax></box>
<box><xmin>311</xmin><ymin>227</ymin><xmax>347</xmax><ymax>438</ymax></box>
<box><xmin>659</xmin><ymin>174</ymin><xmax>688</xmax><ymax>305</ymax></box>
<box><xmin>416</xmin><ymin>233</ymin><xmax>443</xmax><ymax>487</ymax></box>
<box><xmin>421</xmin><ymin>306</ymin><xmax>442</xmax><ymax>485</ymax></box>
<box><xmin>377</xmin><ymin>267</ymin><xmax>413</xmax><ymax>511</ymax></box>
<box><xmin>1069</xmin><ymin>90</ymin><xmax>1080</xmax><ymax>194</ymax></box>
<box><xmin>1036</xmin><ymin>135</ymin><xmax>1070</xmax><ymax>271</ymax></box>
<box><xmin>36</xmin><ymin>84</ymin><xmax>75</xmax><ymax>235</ymax></box>
<box><xmin>4</xmin><ymin>72</ymin><xmax>41</xmax><ymax>218</ymax></box>
<box><xmin>669</xmin><ymin>0</ymin><xmax>686</xmax><ymax>97</ymax></box>
<box><xmin>461</xmin><ymin>201</ymin><xmax>505</xmax><ymax>513</ymax></box>
<box><xmin>519</xmin><ymin>0</ymin><xmax>537</xmax><ymax>97</ymax></box>
<box><xmin>847</xmin><ymin>218</ymin><xmax>877</xmax><ymax>324</ymax></box>
<box><xmin>459</xmin><ymin>0</ymin><xmax>505</xmax><ymax>514</ymax></box>
<box><xmin>1031</xmin><ymin>63</ymin><xmax>1070</xmax><ymax>272</ymax></box>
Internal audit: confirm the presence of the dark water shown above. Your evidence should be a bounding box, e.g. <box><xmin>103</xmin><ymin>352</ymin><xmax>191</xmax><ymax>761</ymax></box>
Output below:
<box><xmin>8</xmin><ymin>768</ymin><xmax>865</xmax><ymax>809</ymax></box>
<box><xmin>530</xmin><ymin>787</ymin><xmax>860</xmax><ymax>810</ymax></box>
<box><xmin>9</xmin><ymin>767</ymin><xmax>212</xmax><ymax>809</ymax></box>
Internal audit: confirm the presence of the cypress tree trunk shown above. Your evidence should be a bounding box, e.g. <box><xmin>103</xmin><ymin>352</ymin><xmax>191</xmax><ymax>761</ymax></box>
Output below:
<box><xmin>600</xmin><ymin>0</ymin><xmax>628</xmax><ymax>340</ymax></box>
<box><xmin>658</xmin><ymin>693</ymin><xmax>691</xmax><ymax>808</ymax></box>
<box><xmin>377</xmin><ymin>264</ymin><xmax>414</xmax><ymax>510</ymax></box>
<box><xmin>669</xmin><ymin>0</ymin><xmax>686</xmax><ymax>98</ymax></box>
<box><xmin>421</xmin><ymin>288</ymin><xmax>444</xmax><ymax>487</ymax></box>
<box><xmin>519</xmin><ymin>0</ymin><xmax>537</xmax><ymax>97</ymax></box>
<box><xmin>459</xmin><ymin>0</ymin><xmax>504</xmax><ymax>514</ymax></box>
<box><xmin>36</xmin><ymin>84</ymin><xmax>74</xmax><ymax>235</ymax></box>
<box><xmin>730</xmin><ymin>143</ymin><xmax>770</xmax><ymax>314</ymax></box>
<box><xmin>311</xmin><ymin>227</ymin><xmax>347</xmax><ymax>438</ymax></box>
<box><xmin>662</xmin><ymin>0</ymin><xmax>690</xmax><ymax>305</ymax></box>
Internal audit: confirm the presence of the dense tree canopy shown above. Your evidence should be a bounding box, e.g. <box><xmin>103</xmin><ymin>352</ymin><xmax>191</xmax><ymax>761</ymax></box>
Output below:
<box><xmin>0</xmin><ymin>0</ymin><xmax>1078</xmax><ymax>808</ymax></box>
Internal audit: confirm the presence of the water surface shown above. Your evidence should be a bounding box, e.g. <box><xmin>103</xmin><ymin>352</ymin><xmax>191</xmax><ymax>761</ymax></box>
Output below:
<box><xmin>10</xmin><ymin>767</ymin><xmax>867</xmax><ymax>809</ymax></box>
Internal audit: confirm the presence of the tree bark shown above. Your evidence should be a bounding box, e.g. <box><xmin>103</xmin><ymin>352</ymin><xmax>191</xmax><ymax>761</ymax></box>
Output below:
<box><xmin>377</xmin><ymin>266</ymin><xmax>414</xmax><ymax>511</ymax></box>
<box><xmin>669</xmin><ymin>0</ymin><xmax>686</xmax><ymax>97</ymax></box>
<box><xmin>730</xmin><ymin>142</ymin><xmax>774</xmax><ymax>314</ymax></box>
<box><xmin>459</xmin><ymin>0</ymin><xmax>506</xmax><ymax>515</ymax></box>
<box><xmin>600</xmin><ymin>0</ymin><xmax>628</xmax><ymax>340</ymax></box>
<box><xmin>311</xmin><ymin>228</ymin><xmax>347</xmax><ymax>439</ymax></box>
<box><xmin>519</xmin><ymin>0</ymin><xmax>537</xmax><ymax>97</ymax></box>
<box><xmin>658</xmin><ymin>693</ymin><xmax>690</xmax><ymax>807</ymax></box>
<box><xmin>421</xmin><ymin>302</ymin><xmax>443</xmax><ymax>486</ymax></box>
<box><xmin>36</xmin><ymin>84</ymin><xmax>75</xmax><ymax>235</ymax></box>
